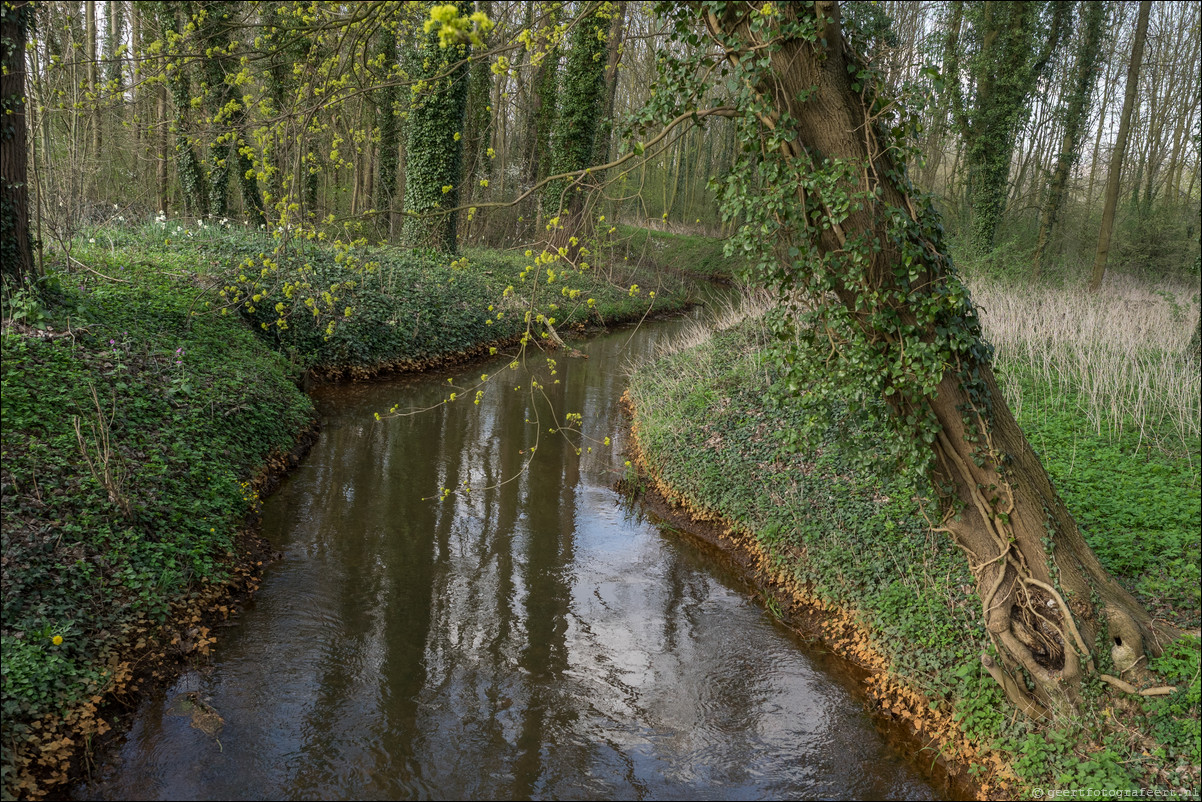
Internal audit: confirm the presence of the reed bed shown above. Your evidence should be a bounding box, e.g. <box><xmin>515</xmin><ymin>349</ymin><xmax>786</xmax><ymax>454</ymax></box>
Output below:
<box><xmin>968</xmin><ymin>274</ymin><xmax>1201</xmax><ymax>454</ymax></box>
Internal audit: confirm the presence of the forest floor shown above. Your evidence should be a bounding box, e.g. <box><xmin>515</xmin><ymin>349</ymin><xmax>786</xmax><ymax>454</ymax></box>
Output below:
<box><xmin>624</xmin><ymin>279</ymin><xmax>1201</xmax><ymax>800</ymax></box>
<box><xmin>0</xmin><ymin>221</ymin><xmax>730</xmax><ymax>799</ymax></box>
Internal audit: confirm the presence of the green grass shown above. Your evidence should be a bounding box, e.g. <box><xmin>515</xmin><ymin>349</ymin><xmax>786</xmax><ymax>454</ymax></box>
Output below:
<box><xmin>626</xmin><ymin>311</ymin><xmax>1201</xmax><ymax>796</ymax></box>
<box><xmin>607</xmin><ymin>224</ymin><xmax>740</xmax><ymax>281</ymax></box>
<box><xmin>2</xmin><ymin>272</ymin><xmax>314</xmax><ymax>733</ymax></box>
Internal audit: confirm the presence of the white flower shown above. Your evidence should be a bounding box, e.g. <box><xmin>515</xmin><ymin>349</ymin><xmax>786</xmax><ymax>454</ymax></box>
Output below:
<box><xmin>88</xmin><ymin>237</ymin><xmax>96</xmax><ymax>243</ymax></box>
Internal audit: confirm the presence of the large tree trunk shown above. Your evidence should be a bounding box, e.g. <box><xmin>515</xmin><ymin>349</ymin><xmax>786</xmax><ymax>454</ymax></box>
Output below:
<box><xmin>1090</xmin><ymin>0</ymin><xmax>1151</xmax><ymax>292</ymax></box>
<box><xmin>1</xmin><ymin>0</ymin><xmax>34</xmax><ymax>288</ymax></box>
<box><xmin>705</xmin><ymin>0</ymin><xmax>1170</xmax><ymax>717</ymax></box>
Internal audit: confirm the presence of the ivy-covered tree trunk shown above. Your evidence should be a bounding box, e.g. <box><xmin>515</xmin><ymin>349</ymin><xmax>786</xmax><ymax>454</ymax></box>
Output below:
<box><xmin>401</xmin><ymin>0</ymin><xmax>471</xmax><ymax>253</ymax></box>
<box><xmin>158</xmin><ymin>1</ymin><xmax>208</xmax><ymax>217</ymax></box>
<box><xmin>1032</xmin><ymin>1</ymin><xmax>1106</xmax><ymax>279</ymax></box>
<box><xmin>461</xmin><ymin>0</ymin><xmax>493</xmax><ymax>213</ymax></box>
<box><xmin>201</xmin><ymin>2</ymin><xmax>235</xmax><ymax>218</ymax></box>
<box><xmin>543</xmin><ymin>1</ymin><xmax>608</xmax><ymax>258</ymax></box>
<box><xmin>947</xmin><ymin>1</ymin><xmax>1066</xmax><ymax>258</ymax></box>
<box><xmin>1</xmin><ymin>0</ymin><xmax>34</xmax><ymax>288</ymax></box>
<box><xmin>705</xmin><ymin>0</ymin><xmax>1170</xmax><ymax>717</ymax></box>
<box><xmin>519</xmin><ymin>4</ymin><xmax>558</xmax><ymax>229</ymax></box>
<box><xmin>196</xmin><ymin>0</ymin><xmax>267</xmax><ymax>226</ymax></box>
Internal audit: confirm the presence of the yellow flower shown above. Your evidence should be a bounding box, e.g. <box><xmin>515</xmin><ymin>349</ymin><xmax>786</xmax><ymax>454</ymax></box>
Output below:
<box><xmin>52</xmin><ymin>635</ymin><xmax>63</xmax><ymax>645</ymax></box>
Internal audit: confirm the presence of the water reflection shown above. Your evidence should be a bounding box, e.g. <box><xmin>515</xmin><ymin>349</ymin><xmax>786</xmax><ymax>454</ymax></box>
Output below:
<box><xmin>79</xmin><ymin>312</ymin><xmax>939</xmax><ymax>801</ymax></box>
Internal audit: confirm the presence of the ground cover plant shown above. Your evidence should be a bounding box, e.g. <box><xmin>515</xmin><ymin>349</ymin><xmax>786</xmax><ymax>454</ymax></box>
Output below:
<box><xmin>65</xmin><ymin>220</ymin><xmax>701</xmax><ymax>376</ymax></box>
<box><xmin>1</xmin><ymin>259</ymin><xmax>316</xmax><ymax>793</ymax></box>
<box><xmin>625</xmin><ymin>277</ymin><xmax>1201</xmax><ymax>796</ymax></box>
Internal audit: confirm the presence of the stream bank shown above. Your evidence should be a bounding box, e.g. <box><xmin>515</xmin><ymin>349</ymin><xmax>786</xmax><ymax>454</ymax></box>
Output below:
<box><xmin>622</xmin><ymin>312</ymin><xmax>1201</xmax><ymax>799</ymax></box>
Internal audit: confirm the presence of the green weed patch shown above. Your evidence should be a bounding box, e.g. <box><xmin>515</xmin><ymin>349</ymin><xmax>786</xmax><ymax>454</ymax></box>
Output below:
<box><xmin>1</xmin><ymin>274</ymin><xmax>314</xmax><ymax>756</ymax></box>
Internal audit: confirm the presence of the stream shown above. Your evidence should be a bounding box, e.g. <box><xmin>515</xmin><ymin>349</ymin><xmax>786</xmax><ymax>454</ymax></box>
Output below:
<box><xmin>77</xmin><ymin>302</ymin><xmax>951</xmax><ymax>800</ymax></box>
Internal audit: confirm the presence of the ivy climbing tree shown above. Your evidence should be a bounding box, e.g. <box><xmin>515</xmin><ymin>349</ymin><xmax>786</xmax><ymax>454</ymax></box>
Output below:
<box><xmin>946</xmin><ymin>0</ymin><xmax>1067</xmax><ymax>258</ymax></box>
<box><xmin>1031</xmin><ymin>1</ymin><xmax>1106</xmax><ymax>278</ymax></box>
<box><xmin>157</xmin><ymin>0</ymin><xmax>209</xmax><ymax>217</ymax></box>
<box><xmin>0</xmin><ymin>0</ymin><xmax>33</xmax><ymax>288</ymax></box>
<box><xmin>401</xmin><ymin>0</ymin><xmax>473</xmax><ymax>253</ymax></box>
<box><xmin>542</xmin><ymin>0</ymin><xmax>609</xmax><ymax>257</ymax></box>
<box><xmin>696</xmin><ymin>0</ymin><xmax>1171</xmax><ymax>717</ymax></box>
<box><xmin>198</xmin><ymin>1</ymin><xmax>265</xmax><ymax>223</ymax></box>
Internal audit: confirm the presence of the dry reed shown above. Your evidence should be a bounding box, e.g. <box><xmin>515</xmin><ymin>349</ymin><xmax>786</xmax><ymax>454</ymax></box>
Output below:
<box><xmin>968</xmin><ymin>274</ymin><xmax>1201</xmax><ymax>454</ymax></box>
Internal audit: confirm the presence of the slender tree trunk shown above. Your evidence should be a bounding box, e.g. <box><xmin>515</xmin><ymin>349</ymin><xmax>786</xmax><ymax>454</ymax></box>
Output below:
<box><xmin>706</xmin><ymin>0</ymin><xmax>1168</xmax><ymax>718</ymax></box>
<box><xmin>1090</xmin><ymin>0</ymin><xmax>1151</xmax><ymax>292</ymax></box>
<box><xmin>158</xmin><ymin>82</ymin><xmax>168</xmax><ymax>214</ymax></box>
<box><xmin>592</xmin><ymin>0</ymin><xmax>627</xmax><ymax>168</ymax></box>
<box><xmin>375</xmin><ymin>26</ymin><xmax>400</xmax><ymax>237</ymax></box>
<box><xmin>131</xmin><ymin>2</ymin><xmax>141</xmax><ymax>160</ymax></box>
<box><xmin>922</xmin><ymin>2</ymin><xmax>963</xmax><ymax>194</ymax></box>
<box><xmin>1086</xmin><ymin>4</ymin><xmax>1126</xmax><ymax>215</ymax></box>
<box><xmin>461</xmin><ymin>0</ymin><xmax>493</xmax><ymax>217</ymax></box>
<box><xmin>545</xmin><ymin>1</ymin><xmax>608</xmax><ymax>258</ymax></box>
<box><xmin>87</xmin><ymin>0</ymin><xmax>100</xmax><ymax>197</ymax></box>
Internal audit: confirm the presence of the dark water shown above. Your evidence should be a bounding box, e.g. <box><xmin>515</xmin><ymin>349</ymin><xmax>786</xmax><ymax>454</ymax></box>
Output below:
<box><xmin>78</xmin><ymin>308</ymin><xmax>944</xmax><ymax>800</ymax></box>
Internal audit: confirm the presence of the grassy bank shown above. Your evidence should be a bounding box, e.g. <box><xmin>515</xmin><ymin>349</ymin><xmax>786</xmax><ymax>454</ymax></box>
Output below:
<box><xmin>1</xmin><ymin>270</ymin><xmax>316</xmax><ymax>796</ymax></box>
<box><xmin>625</xmin><ymin>282</ymin><xmax>1200</xmax><ymax>797</ymax></box>
<box><xmin>0</xmin><ymin>221</ymin><xmax>713</xmax><ymax>798</ymax></box>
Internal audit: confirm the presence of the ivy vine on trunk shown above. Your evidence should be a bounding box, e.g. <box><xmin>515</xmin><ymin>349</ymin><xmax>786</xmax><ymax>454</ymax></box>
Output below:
<box><xmin>698</xmin><ymin>0</ymin><xmax>1174</xmax><ymax>717</ymax></box>
<box><xmin>946</xmin><ymin>0</ymin><xmax>1067</xmax><ymax>259</ymax></box>
<box><xmin>543</xmin><ymin>1</ymin><xmax>610</xmax><ymax>260</ymax></box>
<box><xmin>401</xmin><ymin>0</ymin><xmax>471</xmax><ymax>254</ymax></box>
<box><xmin>1</xmin><ymin>0</ymin><xmax>33</xmax><ymax>289</ymax></box>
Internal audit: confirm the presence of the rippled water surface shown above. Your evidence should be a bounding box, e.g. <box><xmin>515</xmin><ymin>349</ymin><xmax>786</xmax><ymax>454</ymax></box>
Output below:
<box><xmin>79</xmin><ymin>310</ymin><xmax>942</xmax><ymax>800</ymax></box>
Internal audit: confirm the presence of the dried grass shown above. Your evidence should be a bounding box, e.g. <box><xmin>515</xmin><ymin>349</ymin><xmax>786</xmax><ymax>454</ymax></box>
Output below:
<box><xmin>634</xmin><ymin>274</ymin><xmax>1200</xmax><ymax>456</ymax></box>
<box><xmin>968</xmin><ymin>274</ymin><xmax>1201</xmax><ymax>453</ymax></box>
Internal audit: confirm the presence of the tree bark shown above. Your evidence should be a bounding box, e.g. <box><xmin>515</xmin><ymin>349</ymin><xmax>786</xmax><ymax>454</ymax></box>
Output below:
<box><xmin>705</xmin><ymin>0</ymin><xmax>1169</xmax><ymax>717</ymax></box>
<box><xmin>1090</xmin><ymin>0</ymin><xmax>1150</xmax><ymax>292</ymax></box>
<box><xmin>87</xmin><ymin>0</ymin><xmax>101</xmax><ymax>197</ymax></box>
<box><xmin>1</xmin><ymin>0</ymin><xmax>34</xmax><ymax>288</ymax></box>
